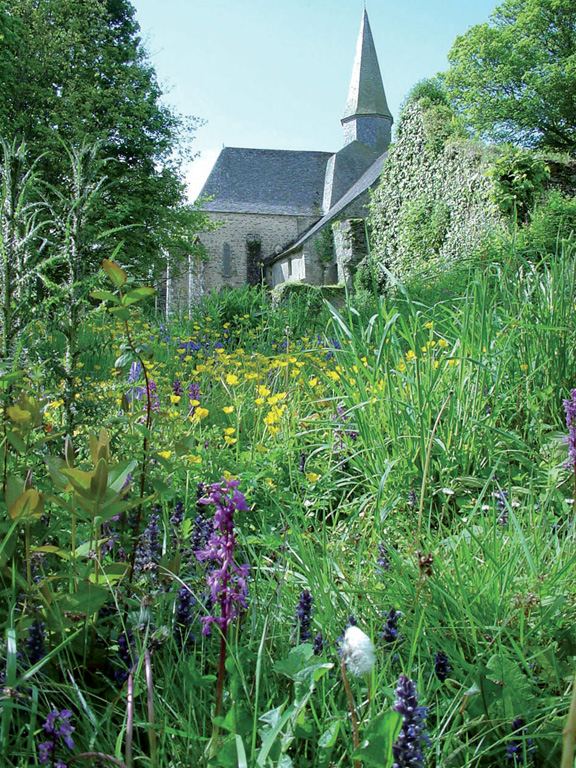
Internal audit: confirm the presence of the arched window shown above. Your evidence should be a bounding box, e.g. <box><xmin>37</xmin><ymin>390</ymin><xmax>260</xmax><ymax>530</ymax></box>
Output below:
<box><xmin>222</xmin><ymin>243</ymin><xmax>231</xmax><ymax>277</ymax></box>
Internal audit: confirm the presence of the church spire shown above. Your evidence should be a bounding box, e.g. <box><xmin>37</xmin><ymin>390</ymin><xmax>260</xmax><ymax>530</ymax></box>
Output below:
<box><xmin>341</xmin><ymin>9</ymin><xmax>393</xmax><ymax>151</ymax></box>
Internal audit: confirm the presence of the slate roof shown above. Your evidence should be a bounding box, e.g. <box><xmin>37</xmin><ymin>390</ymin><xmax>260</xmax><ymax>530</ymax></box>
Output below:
<box><xmin>342</xmin><ymin>10</ymin><xmax>392</xmax><ymax>122</ymax></box>
<box><xmin>199</xmin><ymin>147</ymin><xmax>333</xmax><ymax>216</ymax></box>
<box><xmin>268</xmin><ymin>150</ymin><xmax>388</xmax><ymax>262</ymax></box>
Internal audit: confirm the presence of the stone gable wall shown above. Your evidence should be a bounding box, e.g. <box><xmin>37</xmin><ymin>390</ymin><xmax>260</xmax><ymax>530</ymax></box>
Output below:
<box><xmin>167</xmin><ymin>211</ymin><xmax>319</xmax><ymax>309</ymax></box>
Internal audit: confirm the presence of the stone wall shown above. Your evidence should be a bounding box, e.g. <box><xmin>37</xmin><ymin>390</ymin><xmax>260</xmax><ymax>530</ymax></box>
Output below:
<box><xmin>167</xmin><ymin>211</ymin><xmax>318</xmax><ymax>308</ymax></box>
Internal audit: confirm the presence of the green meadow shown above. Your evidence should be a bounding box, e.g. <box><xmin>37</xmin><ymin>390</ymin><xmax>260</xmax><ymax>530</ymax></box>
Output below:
<box><xmin>2</xmin><ymin>248</ymin><xmax>576</xmax><ymax>767</ymax></box>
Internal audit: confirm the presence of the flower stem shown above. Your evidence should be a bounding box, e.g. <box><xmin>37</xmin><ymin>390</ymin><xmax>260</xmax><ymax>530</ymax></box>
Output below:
<box><xmin>341</xmin><ymin>659</ymin><xmax>360</xmax><ymax>768</ymax></box>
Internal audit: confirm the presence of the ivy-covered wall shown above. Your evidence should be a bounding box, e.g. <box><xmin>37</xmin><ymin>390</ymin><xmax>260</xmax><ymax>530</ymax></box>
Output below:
<box><xmin>368</xmin><ymin>93</ymin><xmax>504</xmax><ymax>282</ymax></box>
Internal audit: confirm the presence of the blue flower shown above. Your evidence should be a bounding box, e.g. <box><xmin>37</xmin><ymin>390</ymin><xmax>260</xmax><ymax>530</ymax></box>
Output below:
<box><xmin>392</xmin><ymin>674</ymin><xmax>429</xmax><ymax>768</ymax></box>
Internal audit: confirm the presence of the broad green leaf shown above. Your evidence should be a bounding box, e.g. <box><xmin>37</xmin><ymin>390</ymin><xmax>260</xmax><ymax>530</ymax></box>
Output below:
<box><xmin>352</xmin><ymin>711</ymin><xmax>402</xmax><ymax>767</ymax></box>
<box><xmin>90</xmin><ymin>457</ymin><xmax>108</xmax><ymax>503</ymax></box>
<box><xmin>123</xmin><ymin>286</ymin><xmax>155</xmax><ymax>306</ymax></box>
<box><xmin>274</xmin><ymin>644</ymin><xmax>314</xmax><ymax>679</ymax></box>
<box><xmin>9</xmin><ymin>489</ymin><xmax>44</xmax><ymax>521</ymax></box>
<box><xmin>44</xmin><ymin>456</ymin><xmax>71</xmax><ymax>491</ymax></box>
<box><xmin>102</xmin><ymin>258</ymin><xmax>127</xmax><ymax>287</ymax></box>
<box><xmin>109</xmin><ymin>307</ymin><xmax>131</xmax><ymax>320</ymax></box>
<box><xmin>90</xmin><ymin>290</ymin><xmax>120</xmax><ymax>304</ymax></box>
<box><xmin>108</xmin><ymin>459</ymin><xmax>137</xmax><ymax>493</ymax></box>
<box><xmin>6</xmin><ymin>430</ymin><xmax>26</xmax><ymax>454</ymax></box>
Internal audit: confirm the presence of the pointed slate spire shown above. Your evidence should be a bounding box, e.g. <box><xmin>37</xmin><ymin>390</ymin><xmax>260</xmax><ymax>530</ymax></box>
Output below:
<box><xmin>342</xmin><ymin>10</ymin><xmax>393</xmax><ymax>151</ymax></box>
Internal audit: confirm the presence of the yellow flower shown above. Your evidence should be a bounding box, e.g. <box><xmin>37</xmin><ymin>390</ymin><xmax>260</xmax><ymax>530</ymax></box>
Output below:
<box><xmin>191</xmin><ymin>407</ymin><xmax>209</xmax><ymax>422</ymax></box>
<box><xmin>226</xmin><ymin>374</ymin><xmax>239</xmax><ymax>385</ymax></box>
<box><xmin>188</xmin><ymin>454</ymin><xmax>202</xmax><ymax>465</ymax></box>
<box><xmin>257</xmin><ymin>385</ymin><xmax>271</xmax><ymax>397</ymax></box>
<box><xmin>438</xmin><ymin>339</ymin><xmax>449</xmax><ymax>349</ymax></box>
<box><xmin>306</xmin><ymin>472</ymin><xmax>320</xmax><ymax>483</ymax></box>
<box><xmin>424</xmin><ymin>321</ymin><xmax>434</xmax><ymax>329</ymax></box>
<box><xmin>170</xmin><ymin>394</ymin><xmax>181</xmax><ymax>404</ymax></box>
<box><xmin>309</xmin><ymin>377</ymin><xmax>318</xmax><ymax>388</ymax></box>
<box><xmin>158</xmin><ymin>450</ymin><xmax>172</xmax><ymax>460</ymax></box>
<box><xmin>520</xmin><ymin>364</ymin><xmax>528</xmax><ymax>371</ymax></box>
<box><xmin>223</xmin><ymin>405</ymin><xmax>234</xmax><ymax>414</ymax></box>
<box><xmin>223</xmin><ymin>427</ymin><xmax>235</xmax><ymax>436</ymax></box>
<box><xmin>255</xmin><ymin>397</ymin><xmax>264</xmax><ymax>406</ymax></box>
<box><xmin>223</xmin><ymin>471</ymin><xmax>237</xmax><ymax>481</ymax></box>
<box><xmin>405</xmin><ymin>350</ymin><xmax>416</xmax><ymax>362</ymax></box>
<box><xmin>264</xmin><ymin>477</ymin><xmax>276</xmax><ymax>489</ymax></box>
<box><xmin>224</xmin><ymin>436</ymin><xmax>237</xmax><ymax>445</ymax></box>
<box><xmin>327</xmin><ymin>370</ymin><xmax>340</xmax><ymax>381</ymax></box>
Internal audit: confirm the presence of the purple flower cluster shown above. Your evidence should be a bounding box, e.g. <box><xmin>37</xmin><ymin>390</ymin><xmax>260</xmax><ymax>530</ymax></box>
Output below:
<box><xmin>195</xmin><ymin>478</ymin><xmax>250</xmax><ymax>635</ymax></box>
<box><xmin>377</xmin><ymin>543</ymin><xmax>391</xmax><ymax>574</ymax></box>
<box><xmin>564</xmin><ymin>388</ymin><xmax>576</xmax><ymax>469</ymax></box>
<box><xmin>381</xmin><ymin>608</ymin><xmax>402</xmax><ymax>649</ymax></box>
<box><xmin>133</xmin><ymin>513</ymin><xmax>161</xmax><ymax>578</ymax></box>
<box><xmin>188</xmin><ymin>382</ymin><xmax>201</xmax><ymax>416</ymax></box>
<box><xmin>127</xmin><ymin>361</ymin><xmax>142</xmax><ymax>384</ymax></box>
<box><xmin>38</xmin><ymin>709</ymin><xmax>75</xmax><ymax>767</ymax></box>
<box><xmin>172</xmin><ymin>378</ymin><xmax>184</xmax><ymax>397</ymax></box>
<box><xmin>392</xmin><ymin>674</ymin><xmax>429</xmax><ymax>768</ymax></box>
<box><xmin>506</xmin><ymin>717</ymin><xmax>534</xmax><ymax>764</ymax></box>
<box><xmin>175</xmin><ymin>585</ymin><xmax>196</xmax><ymax>648</ymax></box>
<box><xmin>294</xmin><ymin>590</ymin><xmax>314</xmax><ymax>644</ymax></box>
<box><xmin>26</xmin><ymin>619</ymin><xmax>46</xmax><ymax>664</ymax></box>
<box><xmin>434</xmin><ymin>650</ymin><xmax>451</xmax><ymax>682</ymax></box>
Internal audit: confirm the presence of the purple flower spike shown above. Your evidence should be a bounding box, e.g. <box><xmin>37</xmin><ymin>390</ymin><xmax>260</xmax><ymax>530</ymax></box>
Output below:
<box><xmin>392</xmin><ymin>674</ymin><xmax>429</xmax><ymax>768</ymax></box>
<box><xmin>564</xmin><ymin>388</ymin><xmax>576</xmax><ymax>469</ymax></box>
<box><xmin>38</xmin><ymin>708</ymin><xmax>75</xmax><ymax>765</ymax></box>
<box><xmin>195</xmin><ymin>478</ymin><xmax>250</xmax><ymax>634</ymax></box>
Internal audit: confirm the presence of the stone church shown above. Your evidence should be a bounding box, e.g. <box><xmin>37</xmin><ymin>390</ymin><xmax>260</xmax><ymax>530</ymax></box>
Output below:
<box><xmin>168</xmin><ymin>9</ymin><xmax>393</xmax><ymax>307</ymax></box>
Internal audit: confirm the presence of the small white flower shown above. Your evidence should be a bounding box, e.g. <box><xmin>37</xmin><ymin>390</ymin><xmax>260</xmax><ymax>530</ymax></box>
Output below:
<box><xmin>341</xmin><ymin>626</ymin><xmax>376</xmax><ymax>677</ymax></box>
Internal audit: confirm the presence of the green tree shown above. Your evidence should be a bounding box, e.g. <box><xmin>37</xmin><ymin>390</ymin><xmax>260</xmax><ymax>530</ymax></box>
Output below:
<box><xmin>444</xmin><ymin>0</ymin><xmax>576</xmax><ymax>153</ymax></box>
<box><xmin>0</xmin><ymin>0</ymin><xmax>208</xmax><ymax>282</ymax></box>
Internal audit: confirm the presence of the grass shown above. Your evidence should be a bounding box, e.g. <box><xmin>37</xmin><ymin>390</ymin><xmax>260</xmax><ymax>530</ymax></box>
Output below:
<box><xmin>1</xmin><ymin>248</ymin><xmax>575</xmax><ymax>767</ymax></box>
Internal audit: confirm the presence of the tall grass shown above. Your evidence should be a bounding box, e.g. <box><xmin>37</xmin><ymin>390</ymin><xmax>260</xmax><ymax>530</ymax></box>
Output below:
<box><xmin>2</xmin><ymin>247</ymin><xmax>576</xmax><ymax>767</ymax></box>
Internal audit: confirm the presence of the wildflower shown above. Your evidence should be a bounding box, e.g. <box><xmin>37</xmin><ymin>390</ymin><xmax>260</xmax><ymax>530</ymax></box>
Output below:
<box><xmin>381</xmin><ymin>608</ymin><xmax>402</xmax><ymax>649</ymax></box>
<box><xmin>127</xmin><ymin>361</ymin><xmax>142</xmax><ymax>384</ymax></box>
<box><xmin>340</xmin><ymin>626</ymin><xmax>376</xmax><ymax>677</ymax></box>
<box><xmin>376</xmin><ymin>543</ymin><xmax>391</xmax><ymax>574</ymax></box>
<box><xmin>133</xmin><ymin>513</ymin><xmax>161</xmax><ymax>578</ymax></box>
<box><xmin>564</xmin><ymin>388</ymin><xmax>576</xmax><ymax>469</ymax></box>
<box><xmin>38</xmin><ymin>708</ymin><xmax>75</xmax><ymax>766</ymax></box>
<box><xmin>408</xmin><ymin>489</ymin><xmax>417</xmax><ymax>509</ymax></box>
<box><xmin>26</xmin><ymin>619</ymin><xmax>46</xmax><ymax>664</ymax></box>
<box><xmin>434</xmin><ymin>650</ymin><xmax>451</xmax><ymax>682</ymax></box>
<box><xmin>172</xmin><ymin>378</ymin><xmax>184</xmax><ymax>396</ymax></box>
<box><xmin>313</xmin><ymin>632</ymin><xmax>324</xmax><ymax>655</ymax></box>
<box><xmin>113</xmin><ymin>631</ymin><xmax>135</xmax><ymax>684</ymax></box>
<box><xmin>170</xmin><ymin>500</ymin><xmax>184</xmax><ymax>529</ymax></box>
<box><xmin>294</xmin><ymin>590</ymin><xmax>314</xmax><ymax>644</ymax></box>
<box><xmin>506</xmin><ymin>717</ymin><xmax>534</xmax><ymax>764</ymax></box>
<box><xmin>175</xmin><ymin>586</ymin><xmax>196</xmax><ymax>648</ymax></box>
<box><xmin>392</xmin><ymin>674</ymin><xmax>429</xmax><ymax>768</ymax></box>
<box><xmin>495</xmin><ymin>488</ymin><xmax>509</xmax><ymax>526</ymax></box>
<box><xmin>195</xmin><ymin>478</ymin><xmax>250</xmax><ymax>635</ymax></box>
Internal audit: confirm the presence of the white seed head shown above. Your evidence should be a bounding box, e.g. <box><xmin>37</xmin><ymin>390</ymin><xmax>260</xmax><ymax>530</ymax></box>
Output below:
<box><xmin>341</xmin><ymin>625</ymin><xmax>376</xmax><ymax>677</ymax></box>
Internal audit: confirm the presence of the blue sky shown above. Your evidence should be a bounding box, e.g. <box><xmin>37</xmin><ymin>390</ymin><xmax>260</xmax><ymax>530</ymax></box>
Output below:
<box><xmin>130</xmin><ymin>0</ymin><xmax>499</xmax><ymax>200</ymax></box>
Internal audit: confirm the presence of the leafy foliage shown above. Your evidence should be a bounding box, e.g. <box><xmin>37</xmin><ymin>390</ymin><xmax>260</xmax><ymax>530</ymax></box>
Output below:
<box><xmin>444</xmin><ymin>0</ymin><xmax>576</xmax><ymax>152</ymax></box>
<box><xmin>488</xmin><ymin>145</ymin><xmax>550</xmax><ymax>221</ymax></box>
<box><xmin>369</xmin><ymin>90</ymin><xmax>503</xmax><ymax>282</ymax></box>
<box><xmin>0</xmin><ymin>0</ymin><xmax>210</xmax><ymax>281</ymax></box>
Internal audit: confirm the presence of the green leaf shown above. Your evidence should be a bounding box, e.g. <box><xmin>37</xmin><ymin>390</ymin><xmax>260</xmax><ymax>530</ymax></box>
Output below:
<box><xmin>352</xmin><ymin>711</ymin><xmax>402</xmax><ymax>767</ymax></box>
<box><xmin>90</xmin><ymin>290</ymin><xmax>120</xmax><ymax>304</ymax></box>
<box><xmin>6</xmin><ymin>430</ymin><xmax>26</xmax><ymax>454</ymax></box>
<box><xmin>122</xmin><ymin>286</ymin><xmax>155</xmax><ymax>306</ymax></box>
<box><xmin>108</xmin><ymin>459</ymin><xmax>137</xmax><ymax>493</ymax></box>
<box><xmin>44</xmin><ymin>456</ymin><xmax>71</xmax><ymax>491</ymax></box>
<box><xmin>109</xmin><ymin>307</ymin><xmax>131</xmax><ymax>321</ymax></box>
<box><xmin>9</xmin><ymin>489</ymin><xmax>44</xmax><ymax>522</ymax></box>
<box><xmin>90</xmin><ymin>457</ymin><xmax>108</xmax><ymax>503</ymax></box>
<box><xmin>102</xmin><ymin>259</ymin><xmax>127</xmax><ymax>287</ymax></box>
<box><xmin>274</xmin><ymin>644</ymin><xmax>314</xmax><ymax>679</ymax></box>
